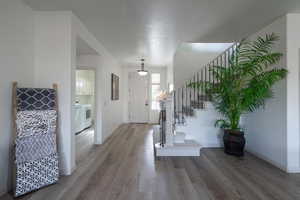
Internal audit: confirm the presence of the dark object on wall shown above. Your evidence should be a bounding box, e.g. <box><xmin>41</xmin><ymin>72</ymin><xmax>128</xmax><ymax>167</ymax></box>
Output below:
<box><xmin>223</xmin><ymin>129</ymin><xmax>245</xmax><ymax>157</ymax></box>
<box><xmin>111</xmin><ymin>73</ymin><xmax>119</xmax><ymax>100</ymax></box>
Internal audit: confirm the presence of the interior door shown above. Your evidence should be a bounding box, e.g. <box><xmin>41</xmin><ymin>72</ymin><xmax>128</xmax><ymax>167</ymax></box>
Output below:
<box><xmin>128</xmin><ymin>72</ymin><xmax>149</xmax><ymax>123</ymax></box>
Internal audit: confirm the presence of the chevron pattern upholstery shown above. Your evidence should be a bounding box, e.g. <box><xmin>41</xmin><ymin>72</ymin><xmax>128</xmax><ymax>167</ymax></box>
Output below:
<box><xmin>15</xmin><ymin>134</ymin><xmax>56</xmax><ymax>164</ymax></box>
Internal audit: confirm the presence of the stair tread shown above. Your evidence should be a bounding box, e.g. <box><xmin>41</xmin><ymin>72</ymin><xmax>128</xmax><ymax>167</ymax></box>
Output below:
<box><xmin>154</xmin><ymin>140</ymin><xmax>201</xmax><ymax>157</ymax></box>
<box><xmin>155</xmin><ymin>140</ymin><xmax>201</xmax><ymax>149</ymax></box>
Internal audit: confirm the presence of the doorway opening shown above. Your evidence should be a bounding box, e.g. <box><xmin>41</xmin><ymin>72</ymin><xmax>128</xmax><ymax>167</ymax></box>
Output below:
<box><xmin>128</xmin><ymin>71</ymin><xmax>149</xmax><ymax>123</ymax></box>
<box><xmin>75</xmin><ymin>68</ymin><xmax>96</xmax><ymax>163</ymax></box>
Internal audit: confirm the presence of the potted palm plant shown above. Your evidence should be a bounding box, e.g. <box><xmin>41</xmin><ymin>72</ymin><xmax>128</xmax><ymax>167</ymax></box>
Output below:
<box><xmin>189</xmin><ymin>33</ymin><xmax>287</xmax><ymax>156</ymax></box>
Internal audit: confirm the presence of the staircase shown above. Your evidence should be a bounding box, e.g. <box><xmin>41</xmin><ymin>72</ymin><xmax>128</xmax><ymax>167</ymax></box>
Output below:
<box><xmin>154</xmin><ymin>43</ymin><xmax>238</xmax><ymax>157</ymax></box>
<box><xmin>154</xmin><ymin>95</ymin><xmax>202</xmax><ymax>157</ymax></box>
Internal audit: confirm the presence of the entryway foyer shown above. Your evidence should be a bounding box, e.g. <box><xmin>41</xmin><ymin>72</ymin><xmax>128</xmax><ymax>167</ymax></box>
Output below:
<box><xmin>2</xmin><ymin>0</ymin><xmax>300</xmax><ymax>199</ymax></box>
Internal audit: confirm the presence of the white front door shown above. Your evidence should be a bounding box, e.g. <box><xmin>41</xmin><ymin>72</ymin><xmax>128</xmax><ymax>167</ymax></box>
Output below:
<box><xmin>128</xmin><ymin>72</ymin><xmax>149</xmax><ymax>123</ymax></box>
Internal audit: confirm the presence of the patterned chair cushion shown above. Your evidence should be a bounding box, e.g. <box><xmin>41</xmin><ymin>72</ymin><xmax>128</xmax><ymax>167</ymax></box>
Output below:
<box><xmin>15</xmin><ymin>134</ymin><xmax>57</xmax><ymax>164</ymax></box>
<box><xmin>17</xmin><ymin>88</ymin><xmax>56</xmax><ymax>111</ymax></box>
<box><xmin>15</xmin><ymin>154</ymin><xmax>59</xmax><ymax>197</ymax></box>
<box><xmin>16</xmin><ymin>110</ymin><xmax>57</xmax><ymax>138</ymax></box>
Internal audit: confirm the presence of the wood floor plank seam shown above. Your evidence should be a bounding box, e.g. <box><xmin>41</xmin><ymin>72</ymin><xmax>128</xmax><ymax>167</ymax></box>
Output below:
<box><xmin>1</xmin><ymin>124</ymin><xmax>300</xmax><ymax>200</ymax></box>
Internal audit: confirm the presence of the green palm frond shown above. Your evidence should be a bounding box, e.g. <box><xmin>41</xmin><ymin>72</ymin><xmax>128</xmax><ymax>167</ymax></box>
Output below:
<box><xmin>215</xmin><ymin>119</ymin><xmax>230</xmax><ymax>129</ymax></box>
<box><xmin>188</xmin><ymin>33</ymin><xmax>287</xmax><ymax>131</ymax></box>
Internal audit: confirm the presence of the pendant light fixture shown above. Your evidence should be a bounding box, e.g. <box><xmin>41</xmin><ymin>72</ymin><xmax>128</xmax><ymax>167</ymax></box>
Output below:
<box><xmin>137</xmin><ymin>58</ymin><xmax>148</xmax><ymax>76</ymax></box>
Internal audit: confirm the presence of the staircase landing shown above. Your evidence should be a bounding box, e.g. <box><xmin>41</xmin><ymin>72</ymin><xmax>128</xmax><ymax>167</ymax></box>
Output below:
<box><xmin>155</xmin><ymin>140</ymin><xmax>201</xmax><ymax>157</ymax></box>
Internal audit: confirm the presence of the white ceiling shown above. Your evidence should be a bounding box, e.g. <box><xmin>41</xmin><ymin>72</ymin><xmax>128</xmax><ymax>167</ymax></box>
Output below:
<box><xmin>76</xmin><ymin>37</ymin><xmax>99</xmax><ymax>56</ymax></box>
<box><xmin>24</xmin><ymin>0</ymin><xmax>300</xmax><ymax>67</ymax></box>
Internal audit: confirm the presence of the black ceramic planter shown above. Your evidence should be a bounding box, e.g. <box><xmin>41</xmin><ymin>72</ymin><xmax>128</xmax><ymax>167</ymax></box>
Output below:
<box><xmin>223</xmin><ymin>129</ymin><xmax>245</xmax><ymax>157</ymax></box>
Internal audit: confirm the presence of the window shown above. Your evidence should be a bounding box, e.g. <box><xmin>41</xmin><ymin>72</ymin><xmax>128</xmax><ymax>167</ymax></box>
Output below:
<box><xmin>151</xmin><ymin>73</ymin><xmax>160</xmax><ymax>84</ymax></box>
<box><xmin>151</xmin><ymin>73</ymin><xmax>161</xmax><ymax>110</ymax></box>
<box><xmin>169</xmin><ymin>84</ymin><xmax>174</xmax><ymax>92</ymax></box>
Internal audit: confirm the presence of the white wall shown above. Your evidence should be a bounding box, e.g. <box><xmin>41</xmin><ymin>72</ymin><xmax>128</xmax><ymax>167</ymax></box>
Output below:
<box><xmin>76</xmin><ymin>54</ymin><xmax>123</xmax><ymax>143</ymax></box>
<box><xmin>34</xmin><ymin>12</ymin><xmax>124</xmax><ymax>176</ymax></box>
<box><xmin>286</xmin><ymin>14</ymin><xmax>300</xmax><ymax>172</ymax></box>
<box><xmin>176</xmin><ymin>103</ymin><xmax>223</xmax><ymax>147</ymax></box>
<box><xmin>34</xmin><ymin>11</ymin><xmax>74</xmax><ymax>174</ymax></box>
<box><xmin>166</xmin><ymin>63</ymin><xmax>174</xmax><ymax>91</ymax></box>
<box><xmin>245</xmin><ymin>14</ymin><xmax>300</xmax><ymax>173</ymax></box>
<box><xmin>99</xmin><ymin>57</ymin><xmax>123</xmax><ymax>140</ymax></box>
<box><xmin>244</xmin><ymin>16</ymin><xmax>288</xmax><ymax>171</ymax></box>
<box><xmin>0</xmin><ymin>0</ymin><xmax>35</xmax><ymax>195</ymax></box>
<box><xmin>123</xmin><ymin>66</ymin><xmax>167</xmax><ymax>124</ymax></box>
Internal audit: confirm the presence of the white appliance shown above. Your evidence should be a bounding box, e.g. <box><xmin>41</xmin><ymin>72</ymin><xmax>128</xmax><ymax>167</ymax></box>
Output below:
<box><xmin>74</xmin><ymin>104</ymin><xmax>93</xmax><ymax>133</ymax></box>
<box><xmin>82</xmin><ymin>104</ymin><xmax>92</xmax><ymax>128</ymax></box>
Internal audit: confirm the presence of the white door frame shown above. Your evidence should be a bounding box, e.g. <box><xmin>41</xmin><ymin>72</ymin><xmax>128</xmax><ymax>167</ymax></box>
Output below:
<box><xmin>75</xmin><ymin>66</ymin><xmax>99</xmax><ymax>145</ymax></box>
<box><xmin>124</xmin><ymin>67</ymin><xmax>167</xmax><ymax>124</ymax></box>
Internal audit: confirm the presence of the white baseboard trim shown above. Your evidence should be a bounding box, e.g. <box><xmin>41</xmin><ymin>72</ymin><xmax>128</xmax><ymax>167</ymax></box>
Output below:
<box><xmin>60</xmin><ymin>167</ymin><xmax>73</xmax><ymax>176</ymax></box>
<box><xmin>201</xmin><ymin>142</ymin><xmax>222</xmax><ymax>148</ymax></box>
<box><xmin>70</xmin><ymin>165</ymin><xmax>77</xmax><ymax>174</ymax></box>
<box><xmin>286</xmin><ymin>166</ymin><xmax>300</xmax><ymax>173</ymax></box>
<box><xmin>246</xmin><ymin>148</ymin><xmax>288</xmax><ymax>172</ymax></box>
<box><xmin>0</xmin><ymin>191</ymin><xmax>6</xmax><ymax>197</ymax></box>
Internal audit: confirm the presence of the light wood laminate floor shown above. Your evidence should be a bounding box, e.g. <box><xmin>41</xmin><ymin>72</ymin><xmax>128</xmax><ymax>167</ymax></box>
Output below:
<box><xmin>1</xmin><ymin>124</ymin><xmax>300</xmax><ymax>200</ymax></box>
<box><xmin>75</xmin><ymin>127</ymin><xmax>95</xmax><ymax>164</ymax></box>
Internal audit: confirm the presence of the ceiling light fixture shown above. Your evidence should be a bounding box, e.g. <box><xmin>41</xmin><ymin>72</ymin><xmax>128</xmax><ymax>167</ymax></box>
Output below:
<box><xmin>137</xmin><ymin>58</ymin><xmax>148</xmax><ymax>76</ymax></box>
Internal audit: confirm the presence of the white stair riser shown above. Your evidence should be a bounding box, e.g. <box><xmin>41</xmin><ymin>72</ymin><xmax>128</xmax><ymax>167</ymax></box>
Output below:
<box><xmin>156</xmin><ymin>148</ymin><xmax>201</xmax><ymax>157</ymax></box>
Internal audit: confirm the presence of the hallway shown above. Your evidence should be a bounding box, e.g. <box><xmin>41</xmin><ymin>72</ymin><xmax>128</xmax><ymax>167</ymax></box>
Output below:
<box><xmin>1</xmin><ymin>124</ymin><xmax>300</xmax><ymax>200</ymax></box>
